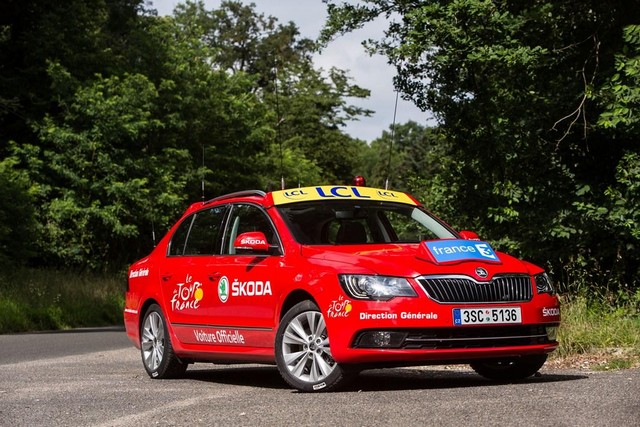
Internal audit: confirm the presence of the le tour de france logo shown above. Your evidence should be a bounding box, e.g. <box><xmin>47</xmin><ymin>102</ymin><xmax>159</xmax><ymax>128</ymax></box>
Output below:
<box><xmin>171</xmin><ymin>274</ymin><xmax>204</xmax><ymax>311</ymax></box>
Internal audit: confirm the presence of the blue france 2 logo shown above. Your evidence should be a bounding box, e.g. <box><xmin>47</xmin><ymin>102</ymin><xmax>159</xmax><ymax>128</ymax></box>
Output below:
<box><xmin>473</xmin><ymin>243</ymin><xmax>497</xmax><ymax>260</ymax></box>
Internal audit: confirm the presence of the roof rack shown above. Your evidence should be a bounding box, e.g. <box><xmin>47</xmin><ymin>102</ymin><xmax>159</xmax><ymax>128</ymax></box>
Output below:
<box><xmin>203</xmin><ymin>190</ymin><xmax>267</xmax><ymax>205</ymax></box>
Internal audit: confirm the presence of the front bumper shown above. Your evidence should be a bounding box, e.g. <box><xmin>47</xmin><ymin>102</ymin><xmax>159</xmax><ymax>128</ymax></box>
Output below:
<box><xmin>323</xmin><ymin>289</ymin><xmax>561</xmax><ymax>364</ymax></box>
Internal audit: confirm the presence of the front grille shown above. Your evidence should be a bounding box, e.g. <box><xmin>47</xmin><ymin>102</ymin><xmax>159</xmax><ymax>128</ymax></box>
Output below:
<box><xmin>353</xmin><ymin>325</ymin><xmax>551</xmax><ymax>349</ymax></box>
<box><xmin>417</xmin><ymin>275</ymin><xmax>533</xmax><ymax>303</ymax></box>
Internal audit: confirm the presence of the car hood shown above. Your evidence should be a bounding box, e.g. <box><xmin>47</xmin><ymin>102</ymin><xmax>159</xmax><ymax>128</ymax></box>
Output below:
<box><xmin>300</xmin><ymin>243</ymin><xmax>535</xmax><ymax>280</ymax></box>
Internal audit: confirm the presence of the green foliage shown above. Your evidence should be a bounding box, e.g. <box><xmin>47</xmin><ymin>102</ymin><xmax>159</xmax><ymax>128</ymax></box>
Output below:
<box><xmin>598</xmin><ymin>25</ymin><xmax>640</xmax><ymax>131</ymax></box>
<box><xmin>173</xmin><ymin>1</ymin><xmax>371</xmax><ymax>184</ymax></box>
<box><xmin>570</xmin><ymin>152</ymin><xmax>640</xmax><ymax>288</ymax></box>
<box><xmin>253</xmin><ymin>144</ymin><xmax>322</xmax><ymax>190</ymax></box>
<box><xmin>0</xmin><ymin>0</ymin><xmax>145</xmax><ymax>151</ymax></box>
<box><xmin>0</xmin><ymin>268</ymin><xmax>125</xmax><ymax>333</ymax></box>
<box><xmin>1</xmin><ymin>1</ymin><xmax>370</xmax><ymax>269</ymax></box>
<box><xmin>0</xmin><ymin>156</ymin><xmax>37</xmax><ymax>266</ymax></box>
<box><xmin>9</xmin><ymin>68</ymin><xmax>192</xmax><ymax>267</ymax></box>
<box><xmin>358</xmin><ymin>122</ymin><xmax>445</xmax><ymax>190</ymax></box>
<box><xmin>176</xmin><ymin>0</ymin><xmax>316</xmax><ymax>82</ymax></box>
<box><xmin>272</xmin><ymin>65</ymin><xmax>372</xmax><ymax>182</ymax></box>
<box><xmin>324</xmin><ymin>0</ymin><xmax>640</xmax><ymax>295</ymax></box>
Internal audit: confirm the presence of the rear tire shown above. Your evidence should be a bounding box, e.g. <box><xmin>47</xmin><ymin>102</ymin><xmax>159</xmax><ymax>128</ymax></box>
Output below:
<box><xmin>275</xmin><ymin>300</ymin><xmax>352</xmax><ymax>392</ymax></box>
<box><xmin>470</xmin><ymin>354</ymin><xmax>548</xmax><ymax>381</ymax></box>
<box><xmin>140</xmin><ymin>304</ymin><xmax>187</xmax><ymax>379</ymax></box>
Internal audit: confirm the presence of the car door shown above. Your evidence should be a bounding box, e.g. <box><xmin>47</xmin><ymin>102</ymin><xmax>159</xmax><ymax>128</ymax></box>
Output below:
<box><xmin>161</xmin><ymin>205</ymin><xmax>228</xmax><ymax>340</ymax></box>
<box><xmin>205</xmin><ymin>203</ymin><xmax>284</xmax><ymax>348</ymax></box>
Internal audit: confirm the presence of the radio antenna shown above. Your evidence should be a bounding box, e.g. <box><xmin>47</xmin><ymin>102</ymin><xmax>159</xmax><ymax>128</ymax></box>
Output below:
<box><xmin>201</xmin><ymin>144</ymin><xmax>205</xmax><ymax>201</ymax></box>
<box><xmin>384</xmin><ymin>91</ymin><xmax>400</xmax><ymax>190</ymax></box>
<box><xmin>275</xmin><ymin>65</ymin><xmax>285</xmax><ymax>190</ymax></box>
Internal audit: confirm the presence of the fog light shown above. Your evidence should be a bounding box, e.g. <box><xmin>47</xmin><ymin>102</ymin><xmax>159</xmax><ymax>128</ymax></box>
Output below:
<box><xmin>373</xmin><ymin>331</ymin><xmax>391</xmax><ymax>347</ymax></box>
<box><xmin>355</xmin><ymin>331</ymin><xmax>406</xmax><ymax>348</ymax></box>
<box><xmin>546</xmin><ymin>326</ymin><xmax>558</xmax><ymax>341</ymax></box>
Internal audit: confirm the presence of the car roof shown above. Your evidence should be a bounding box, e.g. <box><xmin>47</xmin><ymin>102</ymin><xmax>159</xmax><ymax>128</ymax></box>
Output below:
<box><xmin>182</xmin><ymin>185</ymin><xmax>420</xmax><ymax>216</ymax></box>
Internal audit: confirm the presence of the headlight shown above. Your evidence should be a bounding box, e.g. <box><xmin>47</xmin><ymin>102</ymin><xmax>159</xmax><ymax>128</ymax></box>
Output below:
<box><xmin>534</xmin><ymin>273</ymin><xmax>555</xmax><ymax>295</ymax></box>
<box><xmin>339</xmin><ymin>275</ymin><xmax>417</xmax><ymax>301</ymax></box>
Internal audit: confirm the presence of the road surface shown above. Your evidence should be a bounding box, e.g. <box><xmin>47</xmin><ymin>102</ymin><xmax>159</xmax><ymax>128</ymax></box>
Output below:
<box><xmin>0</xmin><ymin>328</ymin><xmax>638</xmax><ymax>426</ymax></box>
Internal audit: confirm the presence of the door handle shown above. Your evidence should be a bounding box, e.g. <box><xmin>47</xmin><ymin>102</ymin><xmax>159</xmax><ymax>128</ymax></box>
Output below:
<box><xmin>208</xmin><ymin>272</ymin><xmax>222</xmax><ymax>282</ymax></box>
<box><xmin>161</xmin><ymin>274</ymin><xmax>172</xmax><ymax>282</ymax></box>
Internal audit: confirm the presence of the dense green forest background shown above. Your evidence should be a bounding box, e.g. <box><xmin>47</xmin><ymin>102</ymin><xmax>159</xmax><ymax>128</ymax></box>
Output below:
<box><xmin>1</xmin><ymin>0</ymin><xmax>639</xmax><ymax>302</ymax></box>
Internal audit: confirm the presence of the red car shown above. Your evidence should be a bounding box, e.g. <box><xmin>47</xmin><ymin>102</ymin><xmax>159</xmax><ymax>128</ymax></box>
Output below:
<box><xmin>124</xmin><ymin>183</ymin><xmax>560</xmax><ymax>392</ymax></box>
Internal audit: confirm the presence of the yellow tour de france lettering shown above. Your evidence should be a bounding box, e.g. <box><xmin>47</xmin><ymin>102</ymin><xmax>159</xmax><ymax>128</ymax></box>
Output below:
<box><xmin>272</xmin><ymin>186</ymin><xmax>417</xmax><ymax>205</ymax></box>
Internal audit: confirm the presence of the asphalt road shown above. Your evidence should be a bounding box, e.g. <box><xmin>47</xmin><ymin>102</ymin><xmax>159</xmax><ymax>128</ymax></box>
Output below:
<box><xmin>0</xmin><ymin>329</ymin><xmax>638</xmax><ymax>426</ymax></box>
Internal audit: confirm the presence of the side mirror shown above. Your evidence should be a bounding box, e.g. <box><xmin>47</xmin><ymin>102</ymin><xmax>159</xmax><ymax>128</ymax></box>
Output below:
<box><xmin>459</xmin><ymin>230</ymin><xmax>481</xmax><ymax>241</ymax></box>
<box><xmin>233</xmin><ymin>231</ymin><xmax>270</xmax><ymax>252</ymax></box>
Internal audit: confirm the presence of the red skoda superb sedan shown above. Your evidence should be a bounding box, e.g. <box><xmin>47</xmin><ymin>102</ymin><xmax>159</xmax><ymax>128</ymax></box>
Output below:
<box><xmin>124</xmin><ymin>184</ymin><xmax>560</xmax><ymax>392</ymax></box>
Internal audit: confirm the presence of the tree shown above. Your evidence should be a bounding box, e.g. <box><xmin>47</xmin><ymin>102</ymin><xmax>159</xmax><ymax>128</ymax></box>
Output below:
<box><xmin>321</xmin><ymin>0</ymin><xmax>640</xmax><ymax>290</ymax></box>
<box><xmin>174</xmin><ymin>1</ymin><xmax>372</xmax><ymax>184</ymax></box>
<box><xmin>0</xmin><ymin>0</ymin><xmax>145</xmax><ymax>156</ymax></box>
<box><xmin>271</xmin><ymin>65</ymin><xmax>372</xmax><ymax>182</ymax></box>
<box><xmin>357</xmin><ymin>121</ymin><xmax>444</xmax><ymax>190</ymax></box>
<box><xmin>1</xmin><ymin>4</ymin><xmax>273</xmax><ymax>267</ymax></box>
<box><xmin>597</xmin><ymin>25</ymin><xmax>640</xmax><ymax>132</ymax></box>
<box><xmin>0</xmin><ymin>0</ymin><xmax>377</xmax><ymax>269</ymax></box>
<box><xmin>8</xmin><ymin>67</ymin><xmax>190</xmax><ymax>267</ymax></box>
<box><xmin>0</xmin><ymin>156</ymin><xmax>37</xmax><ymax>266</ymax></box>
<box><xmin>576</xmin><ymin>24</ymin><xmax>640</xmax><ymax>290</ymax></box>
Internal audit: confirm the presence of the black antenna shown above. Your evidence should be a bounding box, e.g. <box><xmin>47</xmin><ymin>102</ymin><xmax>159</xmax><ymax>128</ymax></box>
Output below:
<box><xmin>151</xmin><ymin>219</ymin><xmax>157</xmax><ymax>247</ymax></box>
<box><xmin>275</xmin><ymin>65</ymin><xmax>285</xmax><ymax>190</ymax></box>
<box><xmin>201</xmin><ymin>144</ymin><xmax>205</xmax><ymax>201</ymax></box>
<box><xmin>385</xmin><ymin>91</ymin><xmax>400</xmax><ymax>190</ymax></box>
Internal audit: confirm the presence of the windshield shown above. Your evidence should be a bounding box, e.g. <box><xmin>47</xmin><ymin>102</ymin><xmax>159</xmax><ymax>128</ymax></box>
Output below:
<box><xmin>277</xmin><ymin>201</ymin><xmax>457</xmax><ymax>245</ymax></box>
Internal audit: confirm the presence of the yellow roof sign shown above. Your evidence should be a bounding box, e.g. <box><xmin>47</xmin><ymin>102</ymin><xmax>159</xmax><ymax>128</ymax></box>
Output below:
<box><xmin>271</xmin><ymin>186</ymin><xmax>418</xmax><ymax>205</ymax></box>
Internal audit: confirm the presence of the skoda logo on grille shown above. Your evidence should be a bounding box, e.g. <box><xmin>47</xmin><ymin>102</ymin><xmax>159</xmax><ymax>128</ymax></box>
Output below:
<box><xmin>475</xmin><ymin>267</ymin><xmax>488</xmax><ymax>279</ymax></box>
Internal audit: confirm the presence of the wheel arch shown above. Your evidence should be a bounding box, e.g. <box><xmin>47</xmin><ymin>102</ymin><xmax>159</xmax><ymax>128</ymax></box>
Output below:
<box><xmin>279</xmin><ymin>289</ymin><xmax>317</xmax><ymax>321</ymax></box>
<box><xmin>138</xmin><ymin>297</ymin><xmax>161</xmax><ymax>334</ymax></box>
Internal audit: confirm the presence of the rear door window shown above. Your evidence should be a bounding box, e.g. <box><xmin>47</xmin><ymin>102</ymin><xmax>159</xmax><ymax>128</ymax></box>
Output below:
<box><xmin>168</xmin><ymin>206</ymin><xmax>229</xmax><ymax>256</ymax></box>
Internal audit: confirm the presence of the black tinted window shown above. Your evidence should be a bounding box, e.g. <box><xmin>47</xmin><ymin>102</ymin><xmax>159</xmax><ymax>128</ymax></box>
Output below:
<box><xmin>168</xmin><ymin>216</ymin><xmax>192</xmax><ymax>256</ymax></box>
<box><xmin>168</xmin><ymin>206</ymin><xmax>228</xmax><ymax>256</ymax></box>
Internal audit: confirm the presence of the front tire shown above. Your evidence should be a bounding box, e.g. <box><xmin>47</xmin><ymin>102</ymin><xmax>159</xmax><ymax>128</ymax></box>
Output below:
<box><xmin>275</xmin><ymin>301</ymin><xmax>351</xmax><ymax>392</ymax></box>
<box><xmin>470</xmin><ymin>354</ymin><xmax>548</xmax><ymax>381</ymax></box>
<box><xmin>140</xmin><ymin>304</ymin><xmax>187</xmax><ymax>379</ymax></box>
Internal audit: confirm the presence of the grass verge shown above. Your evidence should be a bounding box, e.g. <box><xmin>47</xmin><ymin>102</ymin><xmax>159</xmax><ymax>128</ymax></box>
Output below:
<box><xmin>549</xmin><ymin>295</ymin><xmax>640</xmax><ymax>370</ymax></box>
<box><xmin>0</xmin><ymin>267</ymin><xmax>125</xmax><ymax>334</ymax></box>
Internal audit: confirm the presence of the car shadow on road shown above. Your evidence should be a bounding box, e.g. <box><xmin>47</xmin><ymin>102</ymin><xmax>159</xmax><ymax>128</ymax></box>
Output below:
<box><xmin>182</xmin><ymin>364</ymin><xmax>587</xmax><ymax>392</ymax></box>
<box><xmin>343</xmin><ymin>368</ymin><xmax>588</xmax><ymax>392</ymax></box>
<box><xmin>185</xmin><ymin>365</ymin><xmax>287</xmax><ymax>390</ymax></box>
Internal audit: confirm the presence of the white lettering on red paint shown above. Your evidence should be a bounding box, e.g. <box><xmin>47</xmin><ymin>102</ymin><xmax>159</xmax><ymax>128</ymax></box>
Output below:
<box><xmin>327</xmin><ymin>296</ymin><xmax>352</xmax><ymax>318</ymax></box>
<box><xmin>192</xmin><ymin>329</ymin><xmax>246</xmax><ymax>345</ymax></box>
<box><xmin>129</xmin><ymin>268</ymin><xmax>149</xmax><ymax>278</ymax></box>
<box><xmin>231</xmin><ymin>279</ymin><xmax>272</xmax><ymax>296</ymax></box>
<box><xmin>171</xmin><ymin>274</ymin><xmax>203</xmax><ymax>311</ymax></box>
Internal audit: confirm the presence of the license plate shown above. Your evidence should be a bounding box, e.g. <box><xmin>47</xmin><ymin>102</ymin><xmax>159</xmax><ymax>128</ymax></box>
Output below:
<box><xmin>453</xmin><ymin>307</ymin><xmax>522</xmax><ymax>325</ymax></box>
